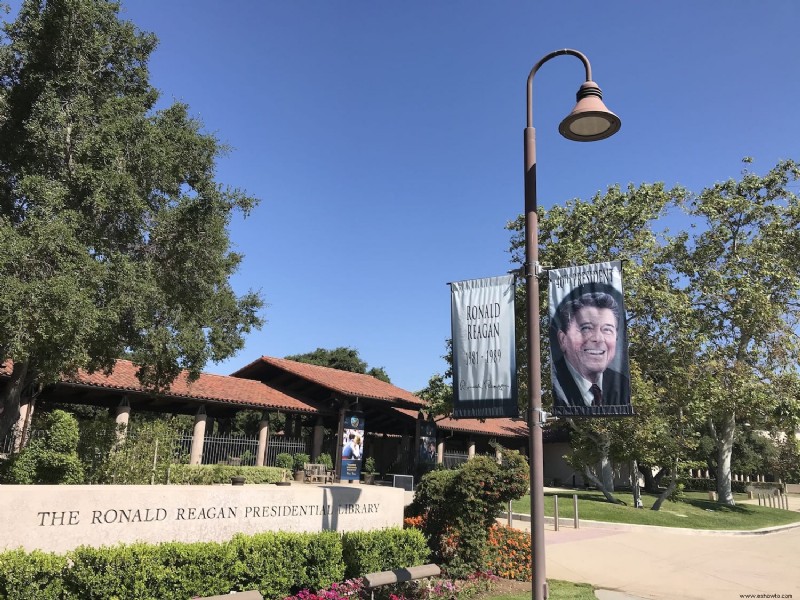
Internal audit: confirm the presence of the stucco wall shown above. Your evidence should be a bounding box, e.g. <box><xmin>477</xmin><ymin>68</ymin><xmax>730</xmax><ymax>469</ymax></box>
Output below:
<box><xmin>0</xmin><ymin>483</ymin><xmax>404</xmax><ymax>553</ymax></box>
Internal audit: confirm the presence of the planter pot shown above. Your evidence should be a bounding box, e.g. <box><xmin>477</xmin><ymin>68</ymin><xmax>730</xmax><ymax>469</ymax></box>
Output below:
<box><xmin>275</xmin><ymin>481</ymin><xmax>291</xmax><ymax>486</ymax></box>
<box><xmin>294</xmin><ymin>470</ymin><xmax>305</xmax><ymax>482</ymax></box>
<box><xmin>230</xmin><ymin>476</ymin><xmax>246</xmax><ymax>486</ymax></box>
<box><xmin>363</xmin><ymin>473</ymin><xmax>376</xmax><ymax>485</ymax></box>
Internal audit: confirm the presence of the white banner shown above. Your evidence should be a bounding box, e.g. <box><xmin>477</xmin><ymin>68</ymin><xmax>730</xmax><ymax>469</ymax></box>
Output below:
<box><xmin>450</xmin><ymin>274</ymin><xmax>518</xmax><ymax>418</ymax></box>
<box><xmin>548</xmin><ymin>260</ymin><xmax>633</xmax><ymax>417</ymax></box>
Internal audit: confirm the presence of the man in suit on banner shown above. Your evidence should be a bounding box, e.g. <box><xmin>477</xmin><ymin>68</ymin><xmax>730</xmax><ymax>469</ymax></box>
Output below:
<box><xmin>552</xmin><ymin>291</ymin><xmax>630</xmax><ymax>411</ymax></box>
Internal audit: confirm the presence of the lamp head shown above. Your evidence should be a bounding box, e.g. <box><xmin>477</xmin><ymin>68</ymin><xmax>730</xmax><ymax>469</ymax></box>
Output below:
<box><xmin>558</xmin><ymin>81</ymin><xmax>621</xmax><ymax>142</ymax></box>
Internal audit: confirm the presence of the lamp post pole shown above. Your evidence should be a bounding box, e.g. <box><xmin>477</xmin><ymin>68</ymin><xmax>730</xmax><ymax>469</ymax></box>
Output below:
<box><xmin>523</xmin><ymin>49</ymin><xmax>621</xmax><ymax>600</ymax></box>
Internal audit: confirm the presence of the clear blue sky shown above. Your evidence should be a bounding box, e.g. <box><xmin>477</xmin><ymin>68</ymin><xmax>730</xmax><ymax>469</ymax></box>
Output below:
<box><xmin>23</xmin><ymin>2</ymin><xmax>800</xmax><ymax>392</ymax></box>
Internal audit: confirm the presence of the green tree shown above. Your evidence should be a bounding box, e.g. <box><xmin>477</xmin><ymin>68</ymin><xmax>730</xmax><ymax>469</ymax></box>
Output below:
<box><xmin>509</xmin><ymin>181</ymin><xmax>695</xmax><ymax>504</ymax></box>
<box><xmin>670</xmin><ymin>158</ymin><xmax>800</xmax><ymax>505</ymax></box>
<box><xmin>0</xmin><ymin>0</ymin><xmax>263</xmax><ymax>439</ymax></box>
<box><xmin>285</xmin><ymin>347</ymin><xmax>391</xmax><ymax>383</ymax></box>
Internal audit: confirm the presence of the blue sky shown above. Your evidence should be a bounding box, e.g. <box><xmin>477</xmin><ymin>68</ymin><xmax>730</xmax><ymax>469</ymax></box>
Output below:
<box><xmin>20</xmin><ymin>1</ymin><xmax>800</xmax><ymax>392</ymax></box>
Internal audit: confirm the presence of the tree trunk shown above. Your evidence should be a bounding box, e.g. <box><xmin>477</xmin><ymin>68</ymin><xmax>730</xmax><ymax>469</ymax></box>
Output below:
<box><xmin>0</xmin><ymin>361</ymin><xmax>30</xmax><ymax>440</ymax></box>
<box><xmin>583</xmin><ymin>466</ymin><xmax>622</xmax><ymax>504</ymax></box>
<box><xmin>716</xmin><ymin>411</ymin><xmax>736</xmax><ymax>506</ymax></box>
<box><xmin>652</xmin><ymin>458</ymin><xmax>678</xmax><ymax>511</ymax></box>
<box><xmin>631</xmin><ymin>460</ymin><xmax>643</xmax><ymax>508</ymax></box>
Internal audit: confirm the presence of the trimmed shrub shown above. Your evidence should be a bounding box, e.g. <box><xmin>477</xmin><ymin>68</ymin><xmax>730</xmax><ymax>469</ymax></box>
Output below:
<box><xmin>0</xmin><ymin>549</ymin><xmax>67</xmax><ymax>599</ymax></box>
<box><xmin>276</xmin><ymin>453</ymin><xmax>294</xmax><ymax>470</ymax></box>
<box><xmin>168</xmin><ymin>464</ymin><xmax>284</xmax><ymax>485</ymax></box>
<box><xmin>341</xmin><ymin>527</ymin><xmax>429</xmax><ymax>578</ymax></box>
<box><xmin>0</xmin><ymin>527</ymin><xmax>426</xmax><ymax>599</ymax></box>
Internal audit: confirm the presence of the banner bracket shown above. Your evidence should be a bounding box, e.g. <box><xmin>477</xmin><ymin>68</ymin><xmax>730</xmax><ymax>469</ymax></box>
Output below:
<box><xmin>524</xmin><ymin>262</ymin><xmax>553</xmax><ymax>278</ymax></box>
<box><xmin>532</xmin><ymin>408</ymin><xmax>551</xmax><ymax>427</ymax></box>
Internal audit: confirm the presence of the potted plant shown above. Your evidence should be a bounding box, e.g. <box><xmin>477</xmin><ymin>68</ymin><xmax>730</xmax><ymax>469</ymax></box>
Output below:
<box><xmin>293</xmin><ymin>453</ymin><xmax>310</xmax><ymax>482</ymax></box>
<box><xmin>363</xmin><ymin>456</ymin><xmax>378</xmax><ymax>485</ymax></box>
<box><xmin>275</xmin><ymin>452</ymin><xmax>293</xmax><ymax>485</ymax></box>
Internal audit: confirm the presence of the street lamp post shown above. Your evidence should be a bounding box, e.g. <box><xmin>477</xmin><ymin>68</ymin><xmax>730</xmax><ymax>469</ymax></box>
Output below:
<box><xmin>524</xmin><ymin>49</ymin><xmax>620</xmax><ymax>600</ymax></box>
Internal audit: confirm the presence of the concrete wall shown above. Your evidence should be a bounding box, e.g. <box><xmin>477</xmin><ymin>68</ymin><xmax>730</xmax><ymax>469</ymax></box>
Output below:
<box><xmin>0</xmin><ymin>483</ymin><xmax>405</xmax><ymax>554</ymax></box>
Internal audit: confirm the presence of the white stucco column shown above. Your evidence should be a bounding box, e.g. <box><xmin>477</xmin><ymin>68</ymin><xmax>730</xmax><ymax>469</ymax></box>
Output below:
<box><xmin>436</xmin><ymin>439</ymin><xmax>444</xmax><ymax>465</ymax></box>
<box><xmin>12</xmin><ymin>401</ymin><xmax>31</xmax><ymax>453</ymax></box>
<box><xmin>495</xmin><ymin>446</ymin><xmax>503</xmax><ymax>464</ymax></box>
<box><xmin>189</xmin><ymin>406</ymin><xmax>207</xmax><ymax>466</ymax></box>
<box><xmin>256</xmin><ymin>414</ymin><xmax>270</xmax><ymax>467</ymax></box>
<box><xmin>467</xmin><ymin>440</ymin><xmax>476</xmax><ymax>460</ymax></box>
<box><xmin>114</xmin><ymin>397</ymin><xmax>131</xmax><ymax>445</ymax></box>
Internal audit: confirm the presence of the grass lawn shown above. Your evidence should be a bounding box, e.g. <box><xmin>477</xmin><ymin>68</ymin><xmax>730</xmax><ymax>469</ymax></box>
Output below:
<box><xmin>509</xmin><ymin>490</ymin><xmax>800</xmax><ymax>530</ymax></box>
<box><xmin>482</xmin><ymin>580</ymin><xmax>595</xmax><ymax>600</ymax></box>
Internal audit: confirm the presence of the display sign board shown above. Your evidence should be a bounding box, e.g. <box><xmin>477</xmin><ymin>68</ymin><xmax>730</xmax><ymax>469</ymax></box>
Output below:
<box><xmin>340</xmin><ymin>411</ymin><xmax>365</xmax><ymax>481</ymax></box>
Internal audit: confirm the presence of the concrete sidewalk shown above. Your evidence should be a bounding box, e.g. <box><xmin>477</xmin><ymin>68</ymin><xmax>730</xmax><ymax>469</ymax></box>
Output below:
<box><xmin>504</xmin><ymin>498</ymin><xmax>800</xmax><ymax>600</ymax></box>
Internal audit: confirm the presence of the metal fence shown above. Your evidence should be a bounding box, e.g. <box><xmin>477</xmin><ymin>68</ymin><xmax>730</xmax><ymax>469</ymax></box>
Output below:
<box><xmin>266</xmin><ymin>436</ymin><xmax>309</xmax><ymax>465</ymax></box>
<box><xmin>443</xmin><ymin>450</ymin><xmax>470</xmax><ymax>469</ymax></box>
<box><xmin>4</xmin><ymin>426</ymin><xmax>311</xmax><ymax>468</ymax></box>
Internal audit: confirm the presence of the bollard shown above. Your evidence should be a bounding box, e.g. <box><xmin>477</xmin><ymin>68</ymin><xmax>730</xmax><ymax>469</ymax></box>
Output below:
<box><xmin>508</xmin><ymin>499</ymin><xmax>512</xmax><ymax>527</ymax></box>
<box><xmin>573</xmin><ymin>494</ymin><xmax>579</xmax><ymax>529</ymax></box>
<box><xmin>554</xmin><ymin>495</ymin><xmax>559</xmax><ymax>531</ymax></box>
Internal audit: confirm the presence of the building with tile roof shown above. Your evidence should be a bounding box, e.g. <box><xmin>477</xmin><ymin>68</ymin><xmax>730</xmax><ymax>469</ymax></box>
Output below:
<box><xmin>2</xmin><ymin>355</ymin><xmax>556</xmax><ymax>482</ymax></box>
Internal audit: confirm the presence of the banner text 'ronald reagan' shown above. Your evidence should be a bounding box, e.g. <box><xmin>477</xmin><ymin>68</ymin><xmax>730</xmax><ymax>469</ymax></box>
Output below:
<box><xmin>450</xmin><ymin>275</ymin><xmax>517</xmax><ymax>418</ymax></box>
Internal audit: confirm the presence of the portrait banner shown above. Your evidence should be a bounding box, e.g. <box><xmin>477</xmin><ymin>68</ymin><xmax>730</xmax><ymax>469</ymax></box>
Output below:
<box><xmin>548</xmin><ymin>260</ymin><xmax>634</xmax><ymax>417</ymax></box>
<box><xmin>450</xmin><ymin>274</ymin><xmax>518</xmax><ymax>418</ymax></box>
<box><xmin>340</xmin><ymin>411</ymin><xmax>365</xmax><ymax>481</ymax></box>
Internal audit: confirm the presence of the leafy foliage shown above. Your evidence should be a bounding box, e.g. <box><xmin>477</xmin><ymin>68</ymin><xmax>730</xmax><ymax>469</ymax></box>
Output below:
<box><xmin>0</xmin><ymin>528</ymin><xmax>425</xmax><ymax>599</ymax></box>
<box><xmin>505</xmin><ymin>158</ymin><xmax>800</xmax><ymax>506</ymax></box>
<box><xmin>167</xmin><ymin>464</ymin><xmax>285</xmax><ymax>485</ymax></box>
<box><xmin>0</xmin><ymin>0</ymin><xmax>263</xmax><ymax>439</ymax></box>
<box><xmin>1</xmin><ymin>409</ymin><xmax>84</xmax><ymax>483</ymax></box>
<box><xmin>405</xmin><ymin>452</ymin><xmax>529</xmax><ymax>575</ymax></box>
<box><xmin>286</xmin><ymin>347</ymin><xmax>391</xmax><ymax>383</ymax></box>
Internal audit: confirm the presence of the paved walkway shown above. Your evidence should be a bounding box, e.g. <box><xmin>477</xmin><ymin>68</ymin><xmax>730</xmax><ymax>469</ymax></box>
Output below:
<box><xmin>505</xmin><ymin>492</ymin><xmax>800</xmax><ymax>600</ymax></box>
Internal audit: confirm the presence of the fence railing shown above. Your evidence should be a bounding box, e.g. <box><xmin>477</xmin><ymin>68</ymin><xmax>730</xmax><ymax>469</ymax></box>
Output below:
<box><xmin>443</xmin><ymin>450</ymin><xmax>470</xmax><ymax>469</ymax></box>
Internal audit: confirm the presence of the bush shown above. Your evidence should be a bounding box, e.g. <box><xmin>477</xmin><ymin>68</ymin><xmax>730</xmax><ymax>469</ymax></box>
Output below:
<box><xmin>341</xmin><ymin>528</ymin><xmax>429</xmax><ymax>579</ymax></box>
<box><xmin>1</xmin><ymin>410</ymin><xmax>84</xmax><ymax>484</ymax></box>
<box><xmin>486</xmin><ymin>525</ymin><xmax>530</xmax><ymax>581</ymax></box>
<box><xmin>168</xmin><ymin>464</ymin><xmax>284</xmax><ymax>485</ymax></box>
<box><xmin>0</xmin><ymin>528</ymin><xmax>426</xmax><ymax>599</ymax></box>
<box><xmin>364</xmin><ymin>456</ymin><xmax>377</xmax><ymax>474</ymax></box>
<box><xmin>0</xmin><ymin>549</ymin><xmax>68</xmax><ymax>599</ymax></box>
<box><xmin>405</xmin><ymin>451</ymin><xmax>529</xmax><ymax>575</ymax></box>
<box><xmin>317</xmin><ymin>452</ymin><xmax>333</xmax><ymax>470</ymax></box>
<box><xmin>276</xmin><ymin>453</ymin><xmax>294</xmax><ymax>470</ymax></box>
<box><xmin>293</xmin><ymin>453</ymin><xmax>311</xmax><ymax>471</ymax></box>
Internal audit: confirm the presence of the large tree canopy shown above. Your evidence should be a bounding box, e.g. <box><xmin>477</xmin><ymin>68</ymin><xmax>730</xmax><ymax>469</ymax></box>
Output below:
<box><xmin>505</xmin><ymin>158</ymin><xmax>800</xmax><ymax>506</ymax></box>
<box><xmin>0</xmin><ymin>0</ymin><xmax>263</xmax><ymax>438</ymax></box>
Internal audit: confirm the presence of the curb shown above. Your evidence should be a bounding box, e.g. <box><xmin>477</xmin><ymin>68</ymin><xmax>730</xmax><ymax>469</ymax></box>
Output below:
<box><xmin>498</xmin><ymin>511</ymin><xmax>800</xmax><ymax>536</ymax></box>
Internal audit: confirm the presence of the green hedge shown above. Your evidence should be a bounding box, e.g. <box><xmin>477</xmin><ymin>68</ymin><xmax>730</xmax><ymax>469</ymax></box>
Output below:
<box><xmin>0</xmin><ymin>528</ymin><xmax>426</xmax><ymax>600</ymax></box>
<box><xmin>168</xmin><ymin>464</ymin><xmax>286</xmax><ymax>485</ymax></box>
<box><xmin>342</xmin><ymin>527</ymin><xmax>429</xmax><ymax>578</ymax></box>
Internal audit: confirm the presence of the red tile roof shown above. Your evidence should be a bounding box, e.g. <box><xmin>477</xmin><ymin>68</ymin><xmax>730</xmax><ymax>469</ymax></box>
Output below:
<box><xmin>255</xmin><ymin>356</ymin><xmax>426</xmax><ymax>407</ymax></box>
<box><xmin>392</xmin><ymin>406</ymin><xmax>528</xmax><ymax>439</ymax></box>
<box><xmin>67</xmin><ymin>359</ymin><xmax>320</xmax><ymax>413</ymax></box>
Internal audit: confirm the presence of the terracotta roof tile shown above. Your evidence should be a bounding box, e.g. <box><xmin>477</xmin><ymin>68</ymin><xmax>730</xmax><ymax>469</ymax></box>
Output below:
<box><xmin>257</xmin><ymin>357</ymin><xmax>425</xmax><ymax>406</ymax></box>
<box><xmin>66</xmin><ymin>359</ymin><xmax>320</xmax><ymax>413</ymax></box>
<box><xmin>392</xmin><ymin>407</ymin><xmax>528</xmax><ymax>439</ymax></box>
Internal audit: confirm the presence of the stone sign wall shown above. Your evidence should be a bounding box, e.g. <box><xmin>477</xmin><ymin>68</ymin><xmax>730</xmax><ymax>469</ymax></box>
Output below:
<box><xmin>0</xmin><ymin>483</ymin><xmax>405</xmax><ymax>554</ymax></box>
